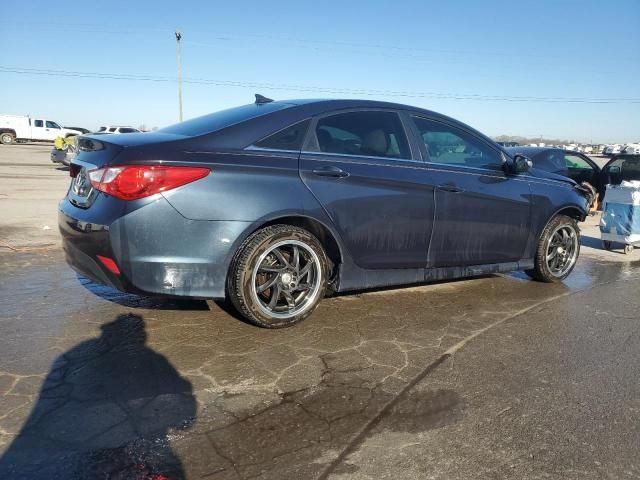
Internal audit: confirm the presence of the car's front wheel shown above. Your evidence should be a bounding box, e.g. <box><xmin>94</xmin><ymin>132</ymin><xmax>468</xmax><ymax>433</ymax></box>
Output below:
<box><xmin>526</xmin><ymin>214</ymin><xmax>580</xmax><ymax>282</ymax></box>
<box><xmin>227</xmin><ymin>225</ymin><xmax>329</xmax><ymax>328</ymax></box>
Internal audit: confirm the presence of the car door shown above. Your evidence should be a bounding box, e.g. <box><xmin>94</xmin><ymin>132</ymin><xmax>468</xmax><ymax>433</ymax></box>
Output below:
<box><xmin>299</xmin><ymin>109</ymin><xmax>434</xmax><ymax>269</ymax></box>
<box><xmin>31</xmin><ymin>119</ymin><xmax>47</xmax><ymax>140</ymax></box>
<box><xmin>44</xmin><ymin>120</ymin><xmax>63</xmax><ymax>140</ymax></box>
<box><xmin>409</xmin><ymin>115</ymin><xmax>531</xmax><ymax>267</ymax></box>
<box><xmin>564</xmin><ymin>152</ymin><xmax>601</xmax><ymax>194</ymax></box>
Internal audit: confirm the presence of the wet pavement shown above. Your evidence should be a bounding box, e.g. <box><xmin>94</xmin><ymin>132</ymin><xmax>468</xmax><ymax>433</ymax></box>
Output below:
<box><xmin>0</xmin><ymin>247</ymin><xmax>638</xmax><ymax>479</ymax></box>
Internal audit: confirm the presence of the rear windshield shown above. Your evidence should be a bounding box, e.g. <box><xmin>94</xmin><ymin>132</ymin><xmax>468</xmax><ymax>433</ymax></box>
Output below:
<box><xmin>159</xmin><ymin>102</ymin><xmax>293</xmax><ymax>137</ymax></box>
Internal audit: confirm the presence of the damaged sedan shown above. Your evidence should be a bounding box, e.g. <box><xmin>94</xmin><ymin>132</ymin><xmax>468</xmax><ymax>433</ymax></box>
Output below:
<box><xmin>59</xmin><ymin>97</ymin><xmax>595</xmax><ymax>328</ymax></box>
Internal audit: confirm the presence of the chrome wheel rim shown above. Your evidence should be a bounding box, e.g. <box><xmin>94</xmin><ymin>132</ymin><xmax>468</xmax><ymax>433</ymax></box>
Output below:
<box><xmin>250</xmin><ymin>240</ymin><xmax>322</xmax><ymax>320</ymax></box>
<box><xmin>545</xmin><ymin>224</ymin><xmax>579</xmax><ymax>277</ymax></box>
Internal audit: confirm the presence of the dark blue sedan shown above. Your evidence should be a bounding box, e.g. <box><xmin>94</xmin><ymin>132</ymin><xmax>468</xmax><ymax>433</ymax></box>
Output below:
<box><xmin>59</xmin><ymin>97</ymin><xmax>594</xmax><ymax>327</ymax></box>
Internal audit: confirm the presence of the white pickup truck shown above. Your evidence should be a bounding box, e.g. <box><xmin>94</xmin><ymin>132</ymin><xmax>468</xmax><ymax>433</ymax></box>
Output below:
<box><xmin>0</xmin><ymin>114</ymin><xmax>82</xmax><ymax>145</ymax></box>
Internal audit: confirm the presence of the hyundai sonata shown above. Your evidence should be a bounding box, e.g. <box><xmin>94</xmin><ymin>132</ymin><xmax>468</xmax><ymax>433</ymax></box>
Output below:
<box><xmin>59</xmin><ymin>96</ymin><xmax>594</xmax><ymax>327</ymax></box>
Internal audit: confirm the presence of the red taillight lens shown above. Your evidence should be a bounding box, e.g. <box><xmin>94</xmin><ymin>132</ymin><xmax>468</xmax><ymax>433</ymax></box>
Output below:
<box><xmin>88</xmin><ymin>165</ymin><xmax>209</xmax><ymax>201</ymax></box>
<box><xmin>96</xmin><ymin>255</ymin><xmax>121</xmax><ymax>275</ymax></box>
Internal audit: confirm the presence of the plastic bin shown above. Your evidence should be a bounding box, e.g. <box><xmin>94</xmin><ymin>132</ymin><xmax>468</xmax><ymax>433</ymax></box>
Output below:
<box><xmin>600</xmin><ymin>181</ymin><xmax>640</xmax><ymax>254</ymax></box>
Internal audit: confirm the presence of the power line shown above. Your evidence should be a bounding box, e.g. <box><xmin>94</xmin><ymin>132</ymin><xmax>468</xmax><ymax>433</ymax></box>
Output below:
<box><xmin>6</xmin><ymin>21</ymin><xmax>639</xmax><ymax>62</ymax></box>
<box><xmin>1</xmin><ymin>66</ymin><xmax>639</xmax><ymax>104</ymax></box>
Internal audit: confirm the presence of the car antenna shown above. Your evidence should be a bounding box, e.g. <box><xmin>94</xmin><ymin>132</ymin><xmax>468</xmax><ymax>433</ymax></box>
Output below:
<box><xmin>255</xmin><ymin>94</ymin><xmax>274</xmax><ymax>105</ymax></box>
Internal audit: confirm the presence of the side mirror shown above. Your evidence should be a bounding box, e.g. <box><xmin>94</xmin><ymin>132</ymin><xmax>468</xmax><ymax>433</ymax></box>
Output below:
<box><xmin>608</xmin><ymin>165</ymin><xmax>621</xmax><ymax>174</ymax></box>
<box><xmin>512</xmin><ymin>154</ymin><xmax>533</xmax><ymax>173</ymax></box>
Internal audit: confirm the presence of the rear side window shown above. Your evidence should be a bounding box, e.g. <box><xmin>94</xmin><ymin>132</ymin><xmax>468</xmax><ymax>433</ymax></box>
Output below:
<box><xmin>98</xmin><ymin>127</ymin><xmax>107</xmax><ymax>132</ymax></box>
<box><xmin>159</xmin><ymin>102</ymin><xmax>292</xmax><ymax>137</ymax></box>
<box><xmin>34</xmin><ymin>120</ymin><xmax>43</xmax><ymax>127</ymax></box>
<box><xmin>309</xmin><ymin>111</ymin><xmax>410</xmax><ymax>160</ymax></box>
<box><xmin>412</xmin><ymin>116</ymin><xmax>503</xmax><ymax>171</ymax></box>
<box><xmin>252</xmin><ymin>119</ymin><xmax>310</xmax><ymax>151</ymax></box>
<box><xmin>108</xmin><ymin>127</ymin><xmax>117</xmax><ymax>132</ymax></box>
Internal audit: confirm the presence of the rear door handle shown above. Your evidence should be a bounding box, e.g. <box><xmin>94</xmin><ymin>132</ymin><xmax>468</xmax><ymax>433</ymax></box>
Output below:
<box><xmin>311</xmin><ymin>166</ymin><xmax>349</xmax><ymax>178</ymax></box>
<box><xmin>436</xmin><ymin>184</ymin><xmax>464</xmax><ymax>193</ymax></box>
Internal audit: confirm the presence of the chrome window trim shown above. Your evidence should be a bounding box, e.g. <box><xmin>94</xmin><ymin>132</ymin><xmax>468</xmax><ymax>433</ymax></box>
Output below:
<box><xmin>245</xmin><ymin>145</ymin><xmax>300</xmax><ymax>154</ymax></box>
<box><xmin>300</xmin><ymin>150</ymin><xmax>425</xmax><ymax>165</ymax></box>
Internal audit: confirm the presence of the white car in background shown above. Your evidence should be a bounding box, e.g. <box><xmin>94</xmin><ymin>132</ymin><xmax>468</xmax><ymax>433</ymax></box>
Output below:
<box><xmin>622</xmin><ymin>143</ymin><xmax>640</xmax><ymax>155</ymax></box>
<box><xmin>603</xmin><ymin>144</ymin><xmax>623</xmax><ymax>156</ymax></box>
<box><xmin>96</xmin><ymin>126</ymin><xmax>141</xmax><ymax>134</ymax></box>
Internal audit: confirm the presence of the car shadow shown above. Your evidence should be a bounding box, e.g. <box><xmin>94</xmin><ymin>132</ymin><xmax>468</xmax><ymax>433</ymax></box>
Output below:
<box><xmin>78</xmin><ymin>274</ymin><xmax>210</xmax><ymax>311</ymax></box>
<box><xmin>0</xmin><ymin>314</ymin><xmax>196</xmax><ymax>479</ymax></box>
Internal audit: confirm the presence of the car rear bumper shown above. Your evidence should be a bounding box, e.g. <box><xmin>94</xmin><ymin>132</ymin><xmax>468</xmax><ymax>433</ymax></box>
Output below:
<box><xmin>59</xmin><ymin>195</ymin><xmax>251</xmax><ymax>299</ymax></box>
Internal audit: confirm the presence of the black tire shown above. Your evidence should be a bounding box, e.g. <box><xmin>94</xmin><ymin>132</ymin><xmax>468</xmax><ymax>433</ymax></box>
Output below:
<box><xmin>0</xmin><ymin>132</ymin><xmax>15</xmax><ymax>145</ymax></box>
<box><xmin>227</xmin><ymin>225</ymin><xmax>329</xmax><ymax>328</ymax></box>
<box><xmin>526</xmin><ymin>214</ymin><xmax>580</xmax><ymax>282</ymax></box>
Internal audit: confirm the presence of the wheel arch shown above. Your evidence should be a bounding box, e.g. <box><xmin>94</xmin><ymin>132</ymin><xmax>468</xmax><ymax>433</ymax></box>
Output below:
<box><xmin>536</xmin><ymin>204</ymin><xmax>586</xmax><ymax>241</ymax></box>
<box><xmin>553</xmin><ymin>205</ymin><xmax>587</xmax><ymax>223</ymax></box>
<box><xmin>227</xmin><ymin>213</ymin><xmax>347</xmax><ymax>288</ymax></box>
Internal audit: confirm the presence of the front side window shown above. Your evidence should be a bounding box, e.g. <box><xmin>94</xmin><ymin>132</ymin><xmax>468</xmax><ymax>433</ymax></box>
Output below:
<box><xmin>310</xmin><ymin>111</ymin><xmax>410</xmax><ymax>160</ymax></box>
<box><xmin>532</xmin><ymin>150</ymin><xmax>568</xmax><ymax>175</ymax></box>
<box><xmin>98</xmin><ymin>127</ymin><xmax>107</xmax><ymax>132</ymax></box>
<box><xmin>46</xmin><ymin>121</ymin><xmax>60</xmax><ymax>129</ymax></box>
<box><xmin>253</xmin><ymin>119</ymin><xmax>310</xmax><ymax>151</ymax></box>
<box><xmin>565</xmin><ymin>154</ymin><xmax>593</xmax><ymax>170</ymax></box>
<box><xmin>412</xmin><ymin>116</ymin><xmax>503</xmax><ymax>171</ymax></box>
<box><xmin>108</xmin><ymin>127</ymin><xmax>117</xmax><ymax>132</ymax></box>
<box><xmin>34</xmin><ymin>120</ymin><xmax>43</xmax><ymax>127</ymax></box>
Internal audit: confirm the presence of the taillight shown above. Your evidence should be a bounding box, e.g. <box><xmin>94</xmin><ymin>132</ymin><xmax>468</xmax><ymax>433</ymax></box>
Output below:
<box><xmin>88</xmin><ymin>165</ymin><xmax>210</xmax><ymax>201</ymax></box>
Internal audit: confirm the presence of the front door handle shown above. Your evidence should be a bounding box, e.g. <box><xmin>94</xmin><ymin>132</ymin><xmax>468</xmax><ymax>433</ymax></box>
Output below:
<box><xmin>311</xmin><ymin>166</ymin><xmax>349</xmax><ymax>178</ymax></box>
<box><xmin>436</xmin><ymin>184</ymin><xmax>464</xmax><ymax>193</ymax></box>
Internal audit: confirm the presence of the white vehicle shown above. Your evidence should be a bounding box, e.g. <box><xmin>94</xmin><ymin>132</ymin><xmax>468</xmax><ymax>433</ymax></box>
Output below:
<box><xmin>0</xmin><ymin>114</ymin><xmax>82</xmax><ymax>145</ymax></box>
<box><xmin>603</xmin><ymin>144</ymin><xmax>623</xmax><ymax>156</ymax></box>
<box><xmin>96</xmin><ymin>126</ymin><xmax>141</xmax><ymax>134</ymax></box>
<box><xmin>622</xmin><ymin>143</ymin><xmax>640</xmax><ymax>155</ymax></box>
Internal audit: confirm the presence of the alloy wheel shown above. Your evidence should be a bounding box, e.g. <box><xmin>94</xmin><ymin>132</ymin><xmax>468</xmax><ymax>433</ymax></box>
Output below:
<box><xmin>250</xmin><ymin>240</ymin><xmax>322</xmax><ymax>319</ymax></box>
<box><xmin>545</xmin><ymin>224</ymin><xmax>579</xmax><ymax>277</ymax></box>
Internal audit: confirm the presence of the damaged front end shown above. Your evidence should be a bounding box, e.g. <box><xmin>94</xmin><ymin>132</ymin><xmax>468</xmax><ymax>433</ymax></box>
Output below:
<box><xmin>576</xmin><ymin>181</ymin><xmax>598</xmax><ymax>214</ymax></box>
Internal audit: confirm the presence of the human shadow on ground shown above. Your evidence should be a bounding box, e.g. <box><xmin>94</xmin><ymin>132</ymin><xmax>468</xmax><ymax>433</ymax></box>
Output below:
<box><xmin>0</xmin><ymin>314</ymin><xmax>196</xmax><ymax>479</ymax></box>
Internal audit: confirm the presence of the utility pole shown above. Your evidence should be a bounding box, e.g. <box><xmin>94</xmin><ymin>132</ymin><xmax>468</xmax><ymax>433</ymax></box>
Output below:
<box><xmin>175</xmin><ymin>30</ymin><xmax>183</xmax><ymax>122</ymax></box>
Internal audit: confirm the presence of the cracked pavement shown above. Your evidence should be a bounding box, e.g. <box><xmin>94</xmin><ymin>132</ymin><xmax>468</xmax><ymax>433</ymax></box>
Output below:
<box><xmin>1</xmin><ymin>146</ymin><xmax>639</xmax><ymax>479</ymax></box>
<box><xmin>0</xmin><ymin>246</ymin><xmax>639</xmax><ymax>479</ymax></box>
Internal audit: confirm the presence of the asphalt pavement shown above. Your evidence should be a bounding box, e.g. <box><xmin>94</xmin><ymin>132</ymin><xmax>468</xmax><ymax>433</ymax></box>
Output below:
<box><xmin>0</xmin><ymin>144</ymin><xmax>638</xmax><ymax>479</ymax></box>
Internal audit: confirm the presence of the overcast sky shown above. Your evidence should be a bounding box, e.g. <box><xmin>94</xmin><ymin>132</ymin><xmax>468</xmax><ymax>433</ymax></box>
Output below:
<box><xmin>2</xmin><ymin>0</ymin><xmax>639</xmax><ymax>143</ymax></box>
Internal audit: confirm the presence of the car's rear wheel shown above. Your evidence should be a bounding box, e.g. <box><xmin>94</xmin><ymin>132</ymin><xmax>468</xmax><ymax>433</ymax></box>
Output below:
<box><xmin>526</xmin><ymin>214</ymin><xmax>580</xmax><ymax>282</ymax></box>
<box><xmin>227</xmin><ymin>225</ymin><xmax>329</xmax><ymax>328</ymax></box>
<box><xmin>1</xmin><ymin>132</ymin><xmax>15</xmax><ymax>145</ymax></box>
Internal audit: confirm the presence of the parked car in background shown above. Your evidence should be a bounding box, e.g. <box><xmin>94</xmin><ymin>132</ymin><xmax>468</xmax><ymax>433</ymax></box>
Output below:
<box><xmin>64</xmin><ymin>126</ymin><xmax>91</xmax><ymax>135</ymax></box>
<box><xmin>603</xmin><ymin>144</ymin><xmax>623</xmax><ymax>156</ymax></box>
<box><xmin>0</xmin><ymin>114</ymin><xmax>82</xmax><ymax>145</ymax></box>
<box><xmin>496</xmin><ymin>141</ymin><xmax>519</xmax><ymax>147</ymax></box>
<box><xmin>60</xmin><ymin>97</ymin><xmax>595</xmax><ymax>328</ymax></box>
<box><xmin>96</xmin><ymin>126</ymin><xmax>141</xmax><ymax>134</ymax></box>
<box><xmin>622</xmin><ymin>143</ymin><xmax>640</xmax><ymax>155</ymax></box>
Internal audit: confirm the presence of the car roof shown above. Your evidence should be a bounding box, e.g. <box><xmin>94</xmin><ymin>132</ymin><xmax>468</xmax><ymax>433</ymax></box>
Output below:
<box><xmin>263</xmin><ymin>98</ymin><xmax>498</xmax><ymax>145</ymax></box>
